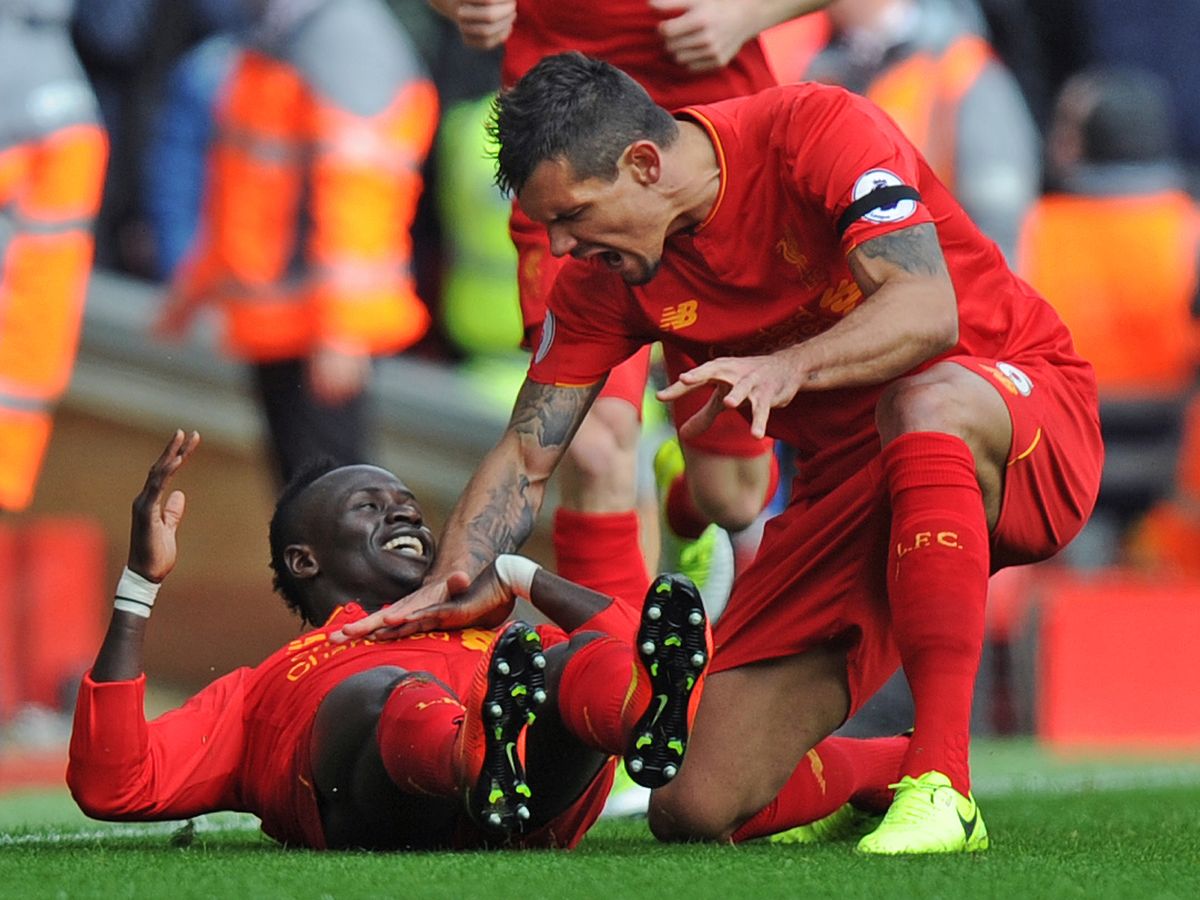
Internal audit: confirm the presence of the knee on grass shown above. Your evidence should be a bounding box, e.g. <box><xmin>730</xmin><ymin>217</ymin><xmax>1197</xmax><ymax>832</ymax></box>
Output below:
<box><xmin>647</xmin><ymin>787</ymin><xmax>741</xmax><ymax>843</ymax></box>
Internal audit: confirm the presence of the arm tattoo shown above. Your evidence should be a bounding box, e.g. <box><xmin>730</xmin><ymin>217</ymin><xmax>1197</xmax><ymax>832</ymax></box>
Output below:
<box><xmin>465</xmin><ymin>474</ymin><xmax>537</xmax><ymax>568</ymax></box>
<box><xmin>464</xmin><ymin>379</ymin><xmax>603</xmax><ymax>567</ymax></box>
<box><xmin>509</xmin><ymin>379</ymin><xmax>603</xmax><ymax>450</ymax></box>
<box><xmin>855</xmin><ymin>223</ymin><xmax>947</xmax><ymax>277</ymax></box>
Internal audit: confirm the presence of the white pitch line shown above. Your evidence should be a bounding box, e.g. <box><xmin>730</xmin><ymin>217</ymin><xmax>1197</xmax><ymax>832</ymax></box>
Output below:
<box><xmin>977</xmin><ymin>764</ymin><xmax>1200</xmax><ymax>796</ymax></box>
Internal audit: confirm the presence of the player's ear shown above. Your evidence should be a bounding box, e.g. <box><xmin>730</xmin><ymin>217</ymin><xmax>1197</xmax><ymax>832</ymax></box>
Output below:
<box><xmin>626</xmin><ymin>140</ymin><xmax>662</xmax><ymax>185</ymax></box>
<box><xmin>285</xmin><ymin>544</ymin><xmax>320</xmax><ymax>581</ymax></box>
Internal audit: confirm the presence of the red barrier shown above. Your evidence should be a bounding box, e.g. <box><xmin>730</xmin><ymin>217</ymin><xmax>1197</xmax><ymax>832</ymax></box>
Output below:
<box><xmin>15</xmin><ymin>517</ymin><xmax>106</xmax><ymax>709</ymax></box>
<box><xmin>1038</xmin><ymin>571</ymin><xmax>1200</xmax><ymax>748</ymax></box>
<box><xmin>0</xmin><ymin>523</ymin><xmax>19</xmax><ymax>720</ymax></box>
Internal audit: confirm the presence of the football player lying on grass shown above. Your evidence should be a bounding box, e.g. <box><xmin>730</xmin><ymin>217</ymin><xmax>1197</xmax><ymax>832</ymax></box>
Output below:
<box><xmin>67</xmin><ymin>430</ymin><xmax>709</xmax><ymax>850</ymax></box>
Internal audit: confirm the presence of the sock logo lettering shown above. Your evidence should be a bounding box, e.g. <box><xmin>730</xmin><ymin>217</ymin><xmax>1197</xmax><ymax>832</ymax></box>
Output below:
<box><xmin>895</xmin><ymin>530</ymin><xmax>962</xmax><ymax>559</ymax></box>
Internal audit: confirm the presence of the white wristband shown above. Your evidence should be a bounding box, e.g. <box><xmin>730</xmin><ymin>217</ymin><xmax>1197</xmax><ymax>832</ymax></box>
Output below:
<box><xmin>114</xmin><ymin>566</ymin><xmax>161</xmax><ymax>619</ymax></box>
<box><xmin>493</xmin><ymin>554</ymin><xmax>540</xmax><ymax>600</ymax></box>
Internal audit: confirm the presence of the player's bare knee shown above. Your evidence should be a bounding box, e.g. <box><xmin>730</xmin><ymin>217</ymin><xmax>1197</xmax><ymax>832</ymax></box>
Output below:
<box><xmin>647</xmin><ymin>783</ymin><xmax>739</xmax><ymax>843</ymax></box>
<box><xmin>876</xmin><ymin>371</ymin><xmax>971</xmax><ymax>445</ymax></box>
<box><xmin>685</xmin><ymin>452</ymin><xmax>773</xmax><ymax>531</ymax></box>
<box><xmin>562</xmin><ymin>403</ymin><xmax>641</xmax><ymax>497</ymax></box>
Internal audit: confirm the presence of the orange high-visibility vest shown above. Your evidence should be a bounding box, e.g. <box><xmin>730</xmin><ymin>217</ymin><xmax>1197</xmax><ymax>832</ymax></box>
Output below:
<box><xmin>0</xmin><ymin>123</ymin><xmax>107</xmax><ymax>510</ymax></box>
<box><xmin>179</xmin><ymin>49</ymin><xmax>438</xmax><ymax>362</ymax></box>
<box><xmin>863</xmin><ymin>34</ymin><xmax>992</xmax><ymax>193</ymax></box>
<box><xmin>1018</xmin><ymin>190</ymin><xmax>1200</xmax><ymax>394</ymax></box>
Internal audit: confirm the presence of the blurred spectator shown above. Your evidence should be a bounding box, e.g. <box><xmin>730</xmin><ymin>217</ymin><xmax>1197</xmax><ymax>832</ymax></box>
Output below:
<box><xmin>142</xmin><ymin>33</ymin><xmax>237</xmax><ymax>279</ymax></box>
<box><xmin>1019</xmin><ymin>66</ymin><xmax>1200</xmax><ymax>566</ymax></box>
<box><xmin>807</xmin><ymin>0</ymin><xmax>1040</xmax><ymax>261</ymax></box>
<box><xmin>1074</xmin><ymin>0</ymin><xmax>1200</xmax><ymax>194</ymax></box>
<box><xmin>72</xmin><ymin>0</ymin><xmax>237</xmax><ymax>277</ymax></box>
<box><xmin>158</xmin><ymin>0</ymin><xmax>438</xmax><ymax>486</ymax></box>
<box><xmin>0</xmin><ymin>0</ymin><xmax>107</xmax><ymax>511</ymax></box>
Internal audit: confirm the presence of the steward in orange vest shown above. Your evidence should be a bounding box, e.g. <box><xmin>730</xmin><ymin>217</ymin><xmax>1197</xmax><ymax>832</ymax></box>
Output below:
<box><xmin>806</xmin><ymin>0</ymin><xmax>1039</xmax><ymax>261</ymax></box>
<box><xmin>162</xmin><ymin>0</ymin><xmax>437</xmax><ymax>483</ymax></box>
<box><xmin>0</xmin><ymin>0</ymin><xmax>107</xmax><ymax>512</ymax></box>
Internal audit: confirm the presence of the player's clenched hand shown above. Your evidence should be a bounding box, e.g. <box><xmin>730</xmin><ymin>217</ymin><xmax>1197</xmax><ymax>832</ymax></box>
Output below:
<box><xmin>454</xmin><ymin>0</ymin><xmax>516</xmax><ymax>49</ymax></box>
<box><xmin>650</xmin><ymin>0</ymin><xmax>759</xmax><ymax>71</ymax></box>
<box><xmin>330</xmin><ymin>577</ymin><xmax>453</xmax><ymax>643</ymax></box>
<box><xmin>128</xmin><ymin>429</ymin><xmax>201</xmax><ymax>583</ymax></box>
<box><xmin>658</xmin><ymin>352</ymin><xmax>802</xmax><ymax>439</ymax></box>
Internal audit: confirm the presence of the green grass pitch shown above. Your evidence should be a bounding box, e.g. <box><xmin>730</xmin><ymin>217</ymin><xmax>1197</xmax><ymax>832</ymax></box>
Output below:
<box><xmin>3</xmin><ymin>741</ymin><xmax>1199</xmax><ymax>900</ymax></box>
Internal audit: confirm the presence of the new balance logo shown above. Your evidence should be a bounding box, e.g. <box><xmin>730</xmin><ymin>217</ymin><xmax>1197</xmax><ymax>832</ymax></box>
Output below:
<box><xmin>660</xmin><ymin>300</ymin><xmax>699</xmax><ymax>331</ymax></box>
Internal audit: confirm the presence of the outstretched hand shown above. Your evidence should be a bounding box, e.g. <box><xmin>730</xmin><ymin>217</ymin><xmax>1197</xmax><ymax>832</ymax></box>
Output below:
<box><xmin>127</xmin><ymin>430</ymin><xmax>201</xmax><ymax>583</ymax></box>
<box><xmin>333</xmin><ymin>566</ymin><xmax>516</xmax><ymax>643</ymax></box>
<box><xmin>657</xmin><ymin>351</ymin><xmax>802</xmax><ymax>440</ymax></box>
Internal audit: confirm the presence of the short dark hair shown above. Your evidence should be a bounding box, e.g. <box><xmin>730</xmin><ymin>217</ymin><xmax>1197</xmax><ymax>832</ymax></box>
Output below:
<box><xmin>490</xmin><ymin>51</ymin><xmax>679</xmax><ymax>195</ymax></box>
<box><xmin>268</xmin><ymin>458</ymin><xmax>340</xmax><ymax>626</ymax></box>
<box><xmin>1078</xmin><ymin>66</ymin><xmax>1176</xmax><ymax>164</ymax></box>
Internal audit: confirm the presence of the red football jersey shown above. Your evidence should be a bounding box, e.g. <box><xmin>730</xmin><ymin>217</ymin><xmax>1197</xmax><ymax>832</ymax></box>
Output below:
<box><xmin>68</xmin><ymin>605</ymin><xmax>569</xmax><ymax>848</ymax></box>
<box><xmin>528</xmin><ymin>83</ymin><xmax>1089</xmax><ymax>498</ymax></box>
<box><xmin>502</xmin><ymin>0</ymin><xmax>777</xmax><ymax>106</ymax></box>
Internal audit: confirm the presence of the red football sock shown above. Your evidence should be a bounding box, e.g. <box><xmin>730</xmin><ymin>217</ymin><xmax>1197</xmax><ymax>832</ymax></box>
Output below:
<box><xmin>556</xmin><ymin>636</ymin><xmax>650</xmax><ymax>754</ymax></box>
<box><xmin>554</xmin><ymin>508</ymin><xmax>650</xmax><ymax>601</ymax></box>
<box><xmin>883</xmin><ymin>432</ymin><xmax>989</xmax><ymax>794</ymax></box>
<box><xmin>664</xmin><ymin>453</ymin><xmax>781</xmax><ymax>539</ymax></box>
<box><xmin>731</xmin><ymin>735</ymin><xmax>908</xmax><ymax>842</ymax></box>
<box><xmin>376</xmin><ymin>677</ymin><xmax>464</xmax><ymax>797</ymax></box>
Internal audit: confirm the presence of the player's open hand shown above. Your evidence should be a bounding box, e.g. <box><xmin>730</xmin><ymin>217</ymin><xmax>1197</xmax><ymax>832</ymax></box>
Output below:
<box><xmin>658</xmin><ymin>351</ymin><xmax>802</xmax><ymax>439</ymax></box>
<box><xmin>128</xmin><ymin>429</ymin><xmax>201</xmax><ymax>584</ymax></box>
<box><xmin>650</xmin><ymin>0</ymin><xmax>759</xmax><ymax>71</ymax></box>
<box><xmin>331</xmin><ymin>576</ymin><xmax>454</xmax><ymax>643</ymax></box>
<box><xmin>368</xmin><ymin>566</ymin><xmax>516</xmax><ymax>639</ymax></box>
<box><xmin>454</xmin><ymin>0</ymin><xmax>517</xmax><ymax>49</ymax></box>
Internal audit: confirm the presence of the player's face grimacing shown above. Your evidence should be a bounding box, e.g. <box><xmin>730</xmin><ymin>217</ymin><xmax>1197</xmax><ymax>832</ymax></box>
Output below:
<box><xmin>519</xmin><ymin>153</ymin><xmax>666</xmax><ymax>286</ymax></box>
<box><xmin>298</xmin><ymin>465</ymin><xmax>436</xmax><ymax>604</ymax></box>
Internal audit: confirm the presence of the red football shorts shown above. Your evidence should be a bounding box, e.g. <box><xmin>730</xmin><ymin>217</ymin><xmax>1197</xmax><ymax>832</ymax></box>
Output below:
<box><xmin>711</xmin><ymin>353</ymin><xmax>1102</xmax><ymax>715</ymax></box>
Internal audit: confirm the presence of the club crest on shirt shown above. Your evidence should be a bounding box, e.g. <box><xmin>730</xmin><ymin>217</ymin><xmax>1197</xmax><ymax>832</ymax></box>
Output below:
<box><xmin>852</xmin><ymin>168</ymin><xmax>917</xmax><ymax>224</ymax></box>
<box><xmin>534</xmin><ymin>310</ymin><xmax>556</xmax><ymax>364</ymax></box>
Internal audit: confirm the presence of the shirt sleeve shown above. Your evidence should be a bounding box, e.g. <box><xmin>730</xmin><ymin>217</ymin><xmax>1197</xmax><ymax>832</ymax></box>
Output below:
<box><xmin>526</xmin><ymin>262</ymin><xmax>648</xmax><ymax>387</ymax></box>
<box><xmin>67</xmin><ymin>668</ymin><xmax>251</xmax><ymax>822</ymax></box>
<box><xmin>786</xmin><ymin>89</ymin><xmax>936</xmax><ymax>254</ymax></box>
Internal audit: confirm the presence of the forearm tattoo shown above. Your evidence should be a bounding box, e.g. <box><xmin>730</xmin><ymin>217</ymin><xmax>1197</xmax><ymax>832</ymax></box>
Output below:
<box><xmin>509</xmin><ymin>379</ymin><xmax>601</xmax><ymax>448</ymax></box>
<box><xmin>465</xmin><ymin>380</ymin><xmax>602</xmax><ymax>567</ymax></box>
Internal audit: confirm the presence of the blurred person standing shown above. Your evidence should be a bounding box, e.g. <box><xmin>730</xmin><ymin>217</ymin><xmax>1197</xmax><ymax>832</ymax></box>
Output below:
<box><xmin>159</xmin><ymin>0</ymin><xmax>438</xmax><ymax>486</ymax></box>
<box><xmin>807</xmin><ymin>0</ymin><xmax>1039</xmax><ymax>262</ymax></box>
<box><xmin>0</xmin><ymin>0</ymin><xmax>107</xmax><ymax>512</ymax></box>
<box><xmin>1021</xmin><ymin>67</ymin><xmax>1200</xmax><ymax>565</ymax></box>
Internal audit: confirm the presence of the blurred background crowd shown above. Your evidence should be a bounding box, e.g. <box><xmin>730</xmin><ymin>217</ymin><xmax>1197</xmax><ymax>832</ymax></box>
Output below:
<box><xmin>3</xmin><ymin>0</ymin><xmax>1199</xmax><ymax>781</ymax></box>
